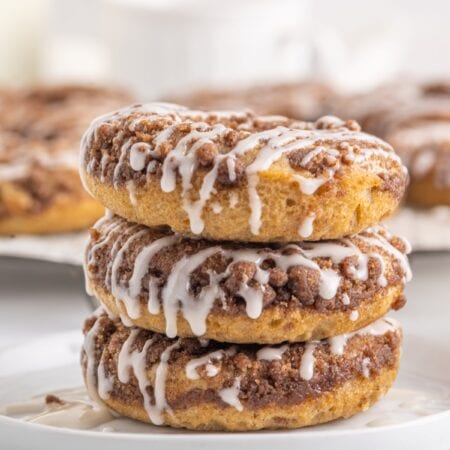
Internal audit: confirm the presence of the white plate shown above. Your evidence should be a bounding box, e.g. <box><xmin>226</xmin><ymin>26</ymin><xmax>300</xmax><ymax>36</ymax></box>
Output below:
<box><xmin>0</xmin><ymin>323</ymin><xmax>449</xmax><ymax>450</ymax></box>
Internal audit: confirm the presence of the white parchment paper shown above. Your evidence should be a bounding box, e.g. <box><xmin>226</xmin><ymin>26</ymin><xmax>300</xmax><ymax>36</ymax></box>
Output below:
<box><xmin>0</xmin><ymin>232</ymin><xmax>88</xmax><ymax>266</ymax></box>
<box><xmin>386</xmin><ymin>206</ymin><xmax>450</xmax><ymax>252</ymax></box>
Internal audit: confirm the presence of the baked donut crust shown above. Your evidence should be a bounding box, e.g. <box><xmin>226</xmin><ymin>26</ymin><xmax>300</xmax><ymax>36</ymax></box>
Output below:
<box><xmin>80</xmin><ymin>104</ymin><xmax>407</xmax><ymax>242</ymax></box>
<box><xmin>93</xmin><ymin>284</ymin><xmax>404</xmax><ymax>345</ymax></box>
<box><xmin>81</xmin><ymin>311</ymin><xmax>402</xmax><ymax>431</ymax></box>
<box><xmin>0</xmin><ymin>85</ymin><xmax>132</xmax><ymax>234</ymax></box>
<box><xmin>85</xmin><ymin>214</ymin><xmax>410</xmax><ymax>344</ymax></box>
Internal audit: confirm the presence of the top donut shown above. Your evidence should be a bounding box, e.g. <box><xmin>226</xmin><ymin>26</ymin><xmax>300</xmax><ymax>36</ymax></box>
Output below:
<box><xmin>80</xmin><ymin>103</ymin><xmax>407</xmax><ymax>242</ymax></box>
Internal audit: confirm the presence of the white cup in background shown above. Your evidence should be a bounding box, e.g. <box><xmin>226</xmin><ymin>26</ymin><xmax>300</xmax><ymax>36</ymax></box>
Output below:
<box><xmin>0</xmin><ymin>0</ymin><xmax>49</xmax><ymax>86</ymax></box>
<box><xmin>101</xmin><ymin>0</ymin><xmax>314</xmax><ymax>99</ymax></box>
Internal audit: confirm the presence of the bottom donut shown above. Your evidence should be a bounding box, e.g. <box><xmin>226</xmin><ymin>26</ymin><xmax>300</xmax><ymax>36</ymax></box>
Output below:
<box><xmin>81</xmin><ymin>309</ymin><xmax>402</xmax><ymax>431</ymax></box>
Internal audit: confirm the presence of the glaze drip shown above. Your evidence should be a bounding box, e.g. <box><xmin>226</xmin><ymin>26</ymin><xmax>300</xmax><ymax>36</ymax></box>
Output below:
<box><xmin>115</xmin><ymin>328</ymin><xmax>180</xmax><ymax>425</ymax></box>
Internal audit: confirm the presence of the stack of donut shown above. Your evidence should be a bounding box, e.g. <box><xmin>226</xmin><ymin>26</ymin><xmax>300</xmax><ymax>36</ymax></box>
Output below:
<box><xmin>80</xmin><ymin>103</ymin><xmax>412</xmax><ymax>431</ymax></box>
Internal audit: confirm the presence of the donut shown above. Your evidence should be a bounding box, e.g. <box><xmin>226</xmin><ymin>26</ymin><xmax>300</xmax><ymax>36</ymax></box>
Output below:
<box><xmin>80</xmin><ymin>103</ymin><xmax>407</xmax><ymax>242</ymax></box>
<box><xmin>335</xmin><ymin>81</ymin><xmax>450</xmax><ymax>207</ymax></box>
<box><xmin>169</xmin><ymin>81</ymin><xmax>337</xmax><ymax>121</ymax></box>
<box><xmin>0</xmin><ymin>84</ymin><xmax>133</xmax><ymax>234</ymax></box>
<box><xmin>333</xmin><ymin>81</ymin><xmax>450</xmax><ymax>136</ymax></box>
<box><xmin>81</xmin><ymin>309</ymin><xmax>402</xmax><ymax>431</ymax></box>
<box><xmin>332</xmin><ymin>82</ymin><xmax>419</xmax><ymax>137</ymax></box>
<box><xmin>386</xmin><ymin>122</ymin><xmax>450</xmax><ymax>206</ymax></box>
<box><xmin>85</xmin><ymin>214</ymin><xmax>411</xmax><ymax>344</ymax></box>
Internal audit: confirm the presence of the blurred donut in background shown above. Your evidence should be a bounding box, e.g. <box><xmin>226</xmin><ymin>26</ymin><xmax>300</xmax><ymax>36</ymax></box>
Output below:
<box><xmin>0</xmin><ymin>85</ymin><xmax>133</xmax><ymax>234</ymax></box>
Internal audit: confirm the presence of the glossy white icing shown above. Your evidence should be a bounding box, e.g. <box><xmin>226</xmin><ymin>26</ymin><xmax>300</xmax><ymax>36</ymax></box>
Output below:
<box><xmin>115</xmin><ymin>326</ymin><xmax>180</xmax><ymax>425</ymax></box>
<box><xmin>2</xmin><ymin>387</ymin><xmax>114</xmax><ymax>429</ymax></box>
<box><xmin>185</xmin><ymin>347</ymin><xmax>237</xmax><ymax>380</ymax></box>
<box><xmin>218</xmin><ymin>377</ymin><xmax>243</xmax><ymax>412</ymax></box>
<box><xmin>299</xmin><ymin>342</ymin><xmax>317</xmax><ymax>381</ymax></box>
<box><xmin>256</xmin><ymin>344</ymin><xmax>289</xmax><ymax>361</ymax></box>
<box><xmin>82</xmin><ymin>308</ymin><xmax>105</xmax><ymax>404</ymax></box>
<box><xmin>298</xmin><ymin>213</ymin><xmax>316</xmax><ymax>238</ymax></box>
<box><xmin>297</xmin><ymin>317</ymin><xmax>400</xmax><ymax>381</ymax></box>
<box><xmin>362</xmin><ymin>357</ymin><xmax>371</xmax><ymax>378</ymax></box>
<box><xmin>328</xmin><ymin>317</ymin><xmax>400</xmax><ymax>356</ymax></box>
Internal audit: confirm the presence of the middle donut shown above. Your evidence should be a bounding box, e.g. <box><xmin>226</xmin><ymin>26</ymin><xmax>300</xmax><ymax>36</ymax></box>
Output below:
<box><xmin>85</xmin><ymin>214</ymin><xmax>411</xmax><ymax>344</ymax></box>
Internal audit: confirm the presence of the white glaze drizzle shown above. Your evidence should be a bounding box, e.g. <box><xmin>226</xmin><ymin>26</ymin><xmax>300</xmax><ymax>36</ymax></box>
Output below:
<box><xmin>81</xmin><ymin>104</ymin><xmax>403</xmax><ymax>236</ymax></box>
<box><xmin>299</xmin><ymin>342</ymin><xmax>318</xmax><ymax>381</ymax></box>
<box><xmin>256</xmin><ymin>344</ymin><xmax>289</xmax><ymax>361</ymax></box>
<box><xmin>126</xmin><ymin>180</ymin><xmax>137</xmax><ymax>206</ymax></box>
<box><xmin>298</xmin><ymin>317</ymin><xmax>400</xmax><ymax>381</ymax></box>
<box><xmin>362</xmin><ymin>357</ymin><xmax>371</xmax><ymax>378</ymax></box>
<box><xmin>298</xmin><ymin>213</ymin><xmax>316</xmax><ymax>238</ymax></box>
<box><xmin>211</xmin><ymin>202</ymin><xmax>223</xmax><ymax>214</ymax></box>
<box><xmin>97</xmin><ymin>360</ymin><xmax>113</xmax><ymax>400</ymax></box>
<box><xmin>349</xmin><ymin>310</ymin><xmax>359</xmax><ymax>321</ymax></box>
<box><xmin>0</xmin><ymin>387</ymin><xmax>114</xmax><ymax>430</ymax></box>
<box><xmin>82</xmin><ymin>308</ymin><xmax>106</xmax><ymax>404</ymax></box>
<box><xmin>116</xmin><ymin>327</ymin><xmax>180</xmax><ymax>425</ymax></box>
<box><xmin>129</xmin><ymin>143</ymin><xmax>150</xmax><ymax>171</ymax></box>
<box><xmin>185</xmin><ymin>347</ymin><xmax>237</xmax><ymax>380</ymax></box>
<box><xmin>127</xmin><ymin>234</ymin><xmax>180</xmax><ymax>316</ymax></box>
<box><xmin>218</xmin><ymin>377</ymin><xmax>243</xmax><ymax>412</ymax></box>
<box><xmin>86</xmin><ymin>216</ymin><xmax>411</xmax><ymax>339</ymax></box>
<box><xmin>328</xmin><ymin>317</ymin><xmax>400</xmax><ymax>356</ymax></box>
<box><xmin>354</xmin><ymin>227</ymin><xmax>413</xmax><ymax>283</ymax></box>
<box><xmin>110</xmin><ymin>227</ymin><xmax>148</xmax><ymax>319</ymax></box>
<box><xmin>229</xmin><ymin>192</ymin><xmax>239</xmax><ymax>208</ymax></box>
<box><xmin>292</xmin><ymin>174</ymin><xmax>329</xmax><ymax>195</ymax></box>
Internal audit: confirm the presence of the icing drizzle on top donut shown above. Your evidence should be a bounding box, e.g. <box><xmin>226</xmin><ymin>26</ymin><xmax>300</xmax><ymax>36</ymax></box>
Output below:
<box><xmin>85</xmin><ymin>214</ymin><xmax>411</xmax><ymax>339</ymax></box>
<box><xmin>80</xmin><ymin>103</ymin><xmax>405</xmax><ymax>236</ymax></box>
